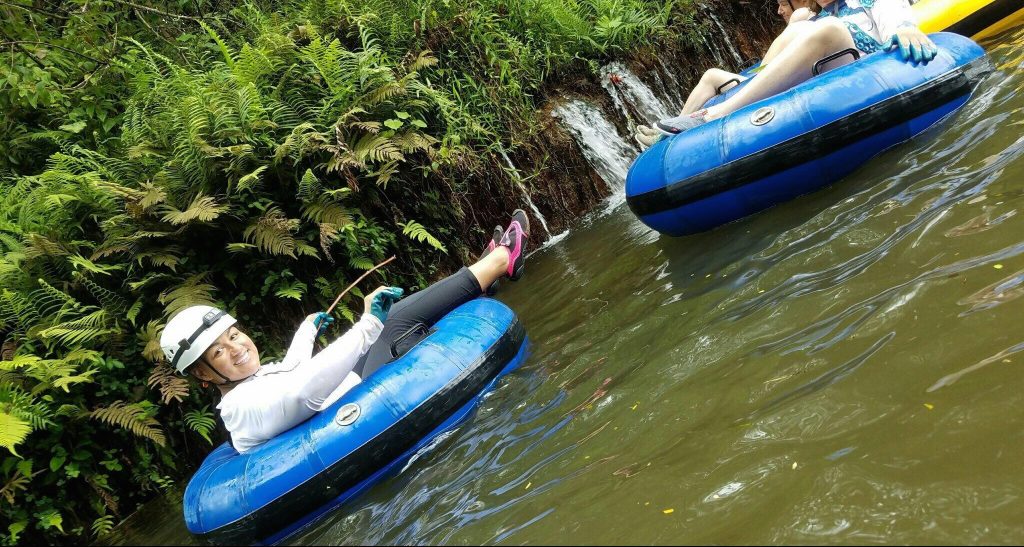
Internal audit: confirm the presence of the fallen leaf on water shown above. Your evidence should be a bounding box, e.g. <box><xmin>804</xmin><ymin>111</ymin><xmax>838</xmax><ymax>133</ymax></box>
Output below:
<box><xmin>994</xmin><ymin>264</ymin><xmax>1004</xmax><ymax>270</ymax></box>
<box><xmin>525</xmin><ymin>482</ymin><xmax>531</xmax><ymax>490</ymax></box>
<box><xmin>663</xmin><ymin>508</ymin><xmax>674</xmax><ymax>514</ymax></box>
<box><xmin>924</xmin><ymin>403</ymin><xmax>934</xmax><ymax>410</ymax></box>
<box><xmin>631</xmin><ymin>403</ymin><xmax>638</xmax><ymax>410</ymax></box>
<box><xmin>792</xmin><ymin>462</ymin><xmax>798</xmax><ymax>470</ymax></box>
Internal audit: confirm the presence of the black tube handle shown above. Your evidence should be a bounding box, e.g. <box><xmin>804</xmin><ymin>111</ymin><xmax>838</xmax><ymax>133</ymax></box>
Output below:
<box><xmin>813</xmin><ymin>48</ymin><xmax>861</xmax><ymax>76</ymax></box>
<box><xmin>716</xmin><ymin>78</ymin><xmax>742</xmax><ymax>95</ymax></box>
<box><xmin>389</xmin><ymin>323</ymin><xmax>434</xmax><ymax>359</ymax></box>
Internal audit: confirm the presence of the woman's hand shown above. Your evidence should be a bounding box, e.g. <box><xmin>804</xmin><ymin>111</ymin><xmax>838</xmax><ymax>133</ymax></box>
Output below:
<box><xmin>888</xmin><ymin>26</ymin><xmax>937</xmax><ymax>63</ymax></box>
<box><xmin>306</xmin><ymin>312</ymin><xmax>335</xmax><ymax>335</ymax></box>
<box><xmin>364</xmin><ymin>286</ymin><xmax>404</xmax><ymax>322</ymax></box>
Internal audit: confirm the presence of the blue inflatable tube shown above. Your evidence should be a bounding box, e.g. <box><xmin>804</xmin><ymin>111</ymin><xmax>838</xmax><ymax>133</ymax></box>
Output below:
<box><xmin>625</xmin><ymin>32</ymin><xmax>988</xmax><ymax>236</ymax></box>
<box><xmin>183</xmin><ymin>298</ymin><xmax>528</xmax><ymax>544</ymax></box>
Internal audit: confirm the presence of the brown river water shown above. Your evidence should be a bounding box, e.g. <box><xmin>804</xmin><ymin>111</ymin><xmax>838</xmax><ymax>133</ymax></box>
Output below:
<box><xmin>106</xmin><ymin>25</ymin><xmax>1024</xmax><ymax>545</ymax></box>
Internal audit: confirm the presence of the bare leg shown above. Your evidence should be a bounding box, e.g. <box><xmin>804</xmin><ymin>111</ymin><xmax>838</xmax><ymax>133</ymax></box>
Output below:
<box><xmin>761</xmin><ymin>19</ymin><xmax>815</xmax><ymax>65</ymax></box>
<box><xmin>681</xmin><ymin>68</ymin><xmax>746</xmax><ymax>115</ymax></box>
<box><xmin>468</xmin><ymin>246</ymin><xmax>510</xmax><ymax>291</ymax></box>
<box><xmin>706</xmin><ymin>18</ymin><xmax>856</xmax><ymax>122</ymax></box>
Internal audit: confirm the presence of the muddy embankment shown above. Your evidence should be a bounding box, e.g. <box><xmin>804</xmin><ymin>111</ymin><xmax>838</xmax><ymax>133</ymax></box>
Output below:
<box><xmin>445</xmin><ymin>0</ymin><xmax>783</xmax><ymax>254</ymax></box>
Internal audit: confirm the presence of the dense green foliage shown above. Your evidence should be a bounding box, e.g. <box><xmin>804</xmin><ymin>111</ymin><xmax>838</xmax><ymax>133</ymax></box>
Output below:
<box><xmin>0</xmin><ymin>0</ymin><xmax>709</xmax><ymax>543</ymax></box>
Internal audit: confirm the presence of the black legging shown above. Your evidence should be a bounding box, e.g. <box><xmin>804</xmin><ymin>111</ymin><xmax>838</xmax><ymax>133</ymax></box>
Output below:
<box><xmin>354</xmin><ymin>267</ymin><xmax>482</xmax><ymax>378</ymax></box>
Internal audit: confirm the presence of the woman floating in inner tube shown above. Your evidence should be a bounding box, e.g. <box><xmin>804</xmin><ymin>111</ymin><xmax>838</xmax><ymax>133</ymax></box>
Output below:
<box><xmin>636</xmin><ymin>0</ymin><xmax>938</xmax><ymax>148</ymax></box>
<box><xmin>634</xmin><ymin>0</ymin><xmax>821</xmax><ymax>147</ymax></box>
<box><xmin>159</xmin><ymin>210</ymin><xmax>531</xmax><ymax>453</ymax></box>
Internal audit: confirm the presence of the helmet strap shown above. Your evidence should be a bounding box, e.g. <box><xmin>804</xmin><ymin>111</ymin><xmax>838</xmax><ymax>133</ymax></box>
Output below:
<box><xmin>199</xmin><ymin>357</ymin><xmax>255</xmax><ymax>388</ymax></box>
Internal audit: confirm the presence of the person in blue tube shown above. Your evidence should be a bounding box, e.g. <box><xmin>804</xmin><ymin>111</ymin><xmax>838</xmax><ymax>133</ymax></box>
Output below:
<box><xmin>636</xmin><ymin>0</ymin><xmax>821</xmax><ymax>148</ymax></box>
<box><xmin>158</xmin><ymin>210</ymin><xmax>530</xmax><ymax>453</ymax></box>
<box><xmin>636</xmin><ymin>0</ymin><xmax>937</xmax><ymax>148</ymax></box>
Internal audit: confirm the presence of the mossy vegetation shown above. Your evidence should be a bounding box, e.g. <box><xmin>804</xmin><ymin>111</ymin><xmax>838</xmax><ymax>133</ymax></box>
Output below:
<box><xmin>0</xmin><ymin>0</ymin><xmax>778</xmax><ymax>542</ymax></box>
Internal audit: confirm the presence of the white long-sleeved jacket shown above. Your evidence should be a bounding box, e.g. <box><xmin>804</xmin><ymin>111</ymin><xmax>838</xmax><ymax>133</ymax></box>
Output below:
<box><xmin>217</xmin><ymin>315</ymin><xmax>383</xmax><ymax>453</ymax></box>
<box><xmin>815</xmin><ymin>0</ymin><xmax>919</xmax><ymax>54</ymax></box>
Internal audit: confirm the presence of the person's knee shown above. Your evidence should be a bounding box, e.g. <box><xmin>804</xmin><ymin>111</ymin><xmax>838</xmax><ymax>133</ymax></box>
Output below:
<box><xmin>812</xmin><ymin>18</ymin><xmax>851</xmax><ymax>43</ymax></box>
<box><xmin>701</xmin><ymin>68</ymin><xmax>731</xmax><ymax>86</ymax></box>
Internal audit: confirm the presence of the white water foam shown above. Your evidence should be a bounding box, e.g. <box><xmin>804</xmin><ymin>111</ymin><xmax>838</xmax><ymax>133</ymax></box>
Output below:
<box><xmin>551</xmin><ymin>99</ymin><xmax>638</xmax><ymax>191</ymax></box>
<box><xmin>705</xmin><ymin>9</ymin><xmax>746</xmax><ymax>68</ymax></box>
<box><xmin>600</xmin><ymin>62</ymin><xmax>676</xmax><ymax>126</ymax></box>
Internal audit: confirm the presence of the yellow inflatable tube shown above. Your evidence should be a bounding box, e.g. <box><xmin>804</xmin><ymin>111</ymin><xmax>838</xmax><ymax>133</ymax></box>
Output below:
<box><xmin>912</xmin><ymin>0</ymin><xmax>1024</xmax><ymax>40</ymax></box>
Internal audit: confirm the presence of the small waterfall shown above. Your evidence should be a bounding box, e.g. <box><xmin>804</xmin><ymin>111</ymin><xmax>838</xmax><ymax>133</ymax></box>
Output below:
<box><xmin>497</xmin><ymin>148</ymin><xmax>552</xmax><ymax>238</ymax></box>
<box><xmin>705</xmin><ymin>9</ymin><xmax>746</xmax><ymax>68</ymax></box>
<box><xmin>551</xmin><ymin>100</ymin><xmax>638</xmax><ymax>191</ymax></box>
<box><xmin>600</xmin><ymin>62</ymin><xmax>676</xmax><ymax>126</ymax></box>
<box><xmin>700</xmin><ymin>33</ymin><xmax>728</xmax><ymax>69</ymax></box>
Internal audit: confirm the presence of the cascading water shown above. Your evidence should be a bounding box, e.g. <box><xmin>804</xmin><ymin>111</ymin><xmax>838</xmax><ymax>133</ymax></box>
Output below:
<box><xmin>705</xmin><ymin>8</ymin><xmax>746</xmax><ymax>67</ymax></box>
<box><xmin>600</xmin><ymin>62</ymin><xmax>677</xmax><ymax>127</ymax></box>
<box><xmin>551</xmin><ymin>100</ymin><xmax>637</xmax><ymax>192</ymax></box>
<box><xmin>701</xmin><ymin>33</ymin><xmax>728</xmax><ymax>69</ymax></box>
<box><xmin>497</xmin><ymin>148</ymin><xmax>553</xmax><ymax>239</ymax></box>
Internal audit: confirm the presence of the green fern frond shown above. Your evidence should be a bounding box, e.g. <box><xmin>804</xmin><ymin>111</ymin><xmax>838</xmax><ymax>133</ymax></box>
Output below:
<box><xmin>407</xmin><ymin>50</ymin><xmax>438</xmax><ymax>72</ymax></box>
<box><xmin>236</xmin><ymin>165</ymin><xmax>268</xmax><ymax>193</ymax></box>
<box><xmin>349</xmin><ymin>256</ymin><xmax>375</xmax><ymax>270</ymax></box>
<box><xmin>297</xmin><ymin>169</ymin><xmax>323</xmax><ymax>202</ymax></box>
<box><xmin>22</xmin><ymin>233</ymin><xmax>68</xmax><ymax>260</ymax></box>
<box><xmin>399</xmin><ymin>220</ymin><xmax>447</xmax><ymax>253</ymax></box>
<box><xmin>201</xmin><ymin>21</ymin><xmax>236</xmax><ymax>68</ymax></box>
<box><xmin>37</xmin><ymin>310</ymin><xmax>114</xmax><ymax>348</ymax></box>
<box><xmin>52</xmin><ymin>369</ymin><xmax>98</xmax><ymax>392</ymax></box>
<box><xmin>147</xmin><ymin>362</ymin><xmax>190</xmax><ymax>404</ymax></box>
<box><xmin>242</xmin><ymin>207</ymin><xmax>299</xmax><ymax>257</ymax></box>
<box><xmin>302</xmin><ymin>199</ymin><xmax>353</xmax><ymax>228</ymax></box>
<box><xmin>226</xmin><ymin>242</ymin><xmax>257</xmax><ymax>254</ymax></box>
<box><xmin>137</xmin><ymin>183</ymin><xmax>167</xmax><ymax>211</ymax></box>
<box><xmin>68</xmin><ymin>255</ymin><xmax>124</xmax><ymax>277</ymax></box>
<box><xmin>91</xmin><ymin>515</ymin><xmax>115</xmax><ymax>538</ymax></box>
<box><xmin>89</xmin><ymin>401</ymin><xmax>166</xmax><ymax>447</ymax></box>
<box><xmin>159</xmin><ymin>274</ymin><xmax>217</xmax><ymax>318</ymax></box>
<box><xmin>0</xmin><ymin>412</ymin><xmax>32</xmax><ymax>455</ymax></box>
<box><xmin>160</xmin><ymin>195</ymin><xmax>228</xmax><ymax>225</ymax></box>
<box><xmin>0</xmin><ymin>385</ymin><xmax>54</xmax><ymax>430</ymax></box>
<box><xmin>30</xmin><ymin>279</ymin><xmax>86</xmax><ymax>318</ymax></box>
<box><xmin>74</xmin><ymin>274</ymin><xmax>129</xmax><ymax>312</ymax></box>
<box><xmin>184</xmin><ymin>405</ymin><xmax>218</xmax><ymax>444</ymax></box>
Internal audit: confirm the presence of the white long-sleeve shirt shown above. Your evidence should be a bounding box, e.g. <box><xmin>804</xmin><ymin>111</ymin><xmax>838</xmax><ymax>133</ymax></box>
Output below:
<box><xmin>815</xmin><ymin>0</ymin><xmax>918</xmax><ymax>54</ymax></box>
<box><xmin>217</xmin><ymin>315</ymin><xmax>383</xmax><ymax>453</ymax></box>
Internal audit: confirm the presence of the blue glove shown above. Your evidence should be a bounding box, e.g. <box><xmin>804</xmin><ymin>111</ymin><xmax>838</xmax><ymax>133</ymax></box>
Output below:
<box><xmin>888</xmin><ymin>27</ymin><xmax>937</xmax><ymax>64</ymax></box>
<box><xmin>311</xmin><ymin>312</ymin><xmax>334</xmax><ymax>334</ymax></box>
<box><xmin>370</xmin><ymin>287</ymin><xmax>404</xmax><ymax>322</ymax></box>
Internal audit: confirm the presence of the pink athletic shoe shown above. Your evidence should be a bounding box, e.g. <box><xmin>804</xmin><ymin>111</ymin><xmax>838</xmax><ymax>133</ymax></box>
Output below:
<box><xmin>498</xmin><ymin>209</ymin><xmax>531</xmax><ymax>281</ymax></box>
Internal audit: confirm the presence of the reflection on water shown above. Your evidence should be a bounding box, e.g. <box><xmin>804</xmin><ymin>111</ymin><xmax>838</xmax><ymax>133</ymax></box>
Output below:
<box><xmin>109</xmin><ymin>26</ymin><xmax>1024</xmax><ymax>546</ymax></box>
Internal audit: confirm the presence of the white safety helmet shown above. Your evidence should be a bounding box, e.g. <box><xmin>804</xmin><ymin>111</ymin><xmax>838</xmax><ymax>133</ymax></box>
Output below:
<box><xmin>160</xmin><ymin>305</ymin><xmax>237</xmax><ymax>374</ymax></box>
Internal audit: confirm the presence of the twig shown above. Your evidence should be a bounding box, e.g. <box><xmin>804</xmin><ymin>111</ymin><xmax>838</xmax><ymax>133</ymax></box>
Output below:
<box><xmin>325</xmin><ymin>256</ymin><xmax>396</xmax><ymax>316</ymax></box>
<box><xmin>0</xmin><ymin>40</ymin><xmax>104</xmax><ymax>63</ymax></box>
<box><xmin>110</xmin><ymin>0</ymin><xmax>199</xmax><ymax>20</ymax></box>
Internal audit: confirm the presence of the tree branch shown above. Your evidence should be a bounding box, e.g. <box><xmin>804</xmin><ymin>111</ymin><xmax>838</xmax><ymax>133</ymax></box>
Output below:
<box><xmin>0</xmin><ymin>40</ymin><xmax>104</xmax><ymax>64</ymax></box>
<box><xmin>110</xmin><ymin>0</ymin><xmax>198</xmax><ymax>21</ymax></box>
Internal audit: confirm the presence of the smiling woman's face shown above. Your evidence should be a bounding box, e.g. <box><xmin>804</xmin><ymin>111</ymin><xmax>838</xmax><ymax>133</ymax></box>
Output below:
<box><xmin>192</xmin><ymin>326</ymin><xmax>261</xmax><ymax>383</ymax></box>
